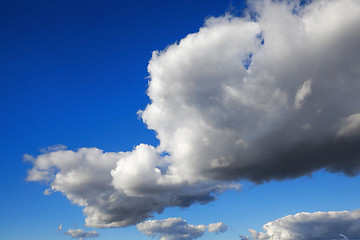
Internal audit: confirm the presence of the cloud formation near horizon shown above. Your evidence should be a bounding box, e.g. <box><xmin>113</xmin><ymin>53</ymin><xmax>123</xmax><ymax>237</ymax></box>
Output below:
<box><xmin>65</xmin><ymin>229</ymin><xmax>99</xmax><ymax>240</ymax></box>
<box><xmin>137</xmin><ymin>217</ymin><xmax>227</xmax><ymax>240</ymax></box>
<box><xmin>239</xmin><ymin>209</ymin><xmax>360</xmax><ymax>240</ymax></box>
<box><xmin>26</xmin><ymin>0</ymin><xmax>360</xmax><ymax>228</ymax></box>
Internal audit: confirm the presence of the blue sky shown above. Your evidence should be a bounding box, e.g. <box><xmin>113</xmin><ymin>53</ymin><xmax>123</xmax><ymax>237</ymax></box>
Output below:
<box><xmin>2</xmin><ymin>0</ymin><xmax>360</xmax><ymax>240</ymax></box>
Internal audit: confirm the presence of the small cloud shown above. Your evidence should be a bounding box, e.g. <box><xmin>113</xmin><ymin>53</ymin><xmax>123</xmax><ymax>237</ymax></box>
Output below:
<box><xmin>294</xmin><ymin>79</ymin><xmax>312</xmax><ymax>110</ymax></box>
<box><xmin>207</xmin><ymin>222</ymin><xmax>228</xmax><ymax>233</ymax></box>
<box><xmin>239</xmin><ymin>235</ymin><xmax>250</xmax><ymax>240</ymax></box>
<box><xmin>337</xmin><ymin>113</ymin><xmax>360</xmax><ymax>138</ymax></box>
<box><xmin>137</xmin><ymin>217</ymin><xmax>227</xmax><ymax>240</ymax></box>
<box><xmin>58</xmin><ymin>224</ymin><xmax>62</xmax><ymax>232</ymax></box>
<box><xmin>65</xmin><ymin>229</ymin><xmax>98</xmax><ymax>240</ymax></box>
<box><xmin>39</xmin><ymin>144</ymin><xmax>67</xmax><ymax>153</ymax></box>
<box><xmin>339</xmin><ymin>233</ymin><xmax>348</xmax><ymax>239</ymax></box>
<box><xmin>43</xmin><ymin>188</ymin><xmax>52</xmax><ymax>195</ymax></box>
<box><xmin>23</xmin><ymin>154</ymin><xmax>35</xmax><ymax>163</ymax></box>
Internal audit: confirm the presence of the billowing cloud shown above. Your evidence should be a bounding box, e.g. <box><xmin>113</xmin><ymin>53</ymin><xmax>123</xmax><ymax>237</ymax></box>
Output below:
<box><xmin>141</xmin><ymin>0</ymin><xmax>360</xmax><ymax>183</ymax></box>
<box><xmin>25</xmin><ymin>146</ymin><xmax>237</xmax><ymax>228</ymax></box>
<box><xmin>239</xmin><ymin>209</ymin><xmax>360</xmax><ymax>240</ymax></box>
<box><xmin>26</xmin><ymin>0</ymin><xmax>360</xmax><ymax>228</ymax></box>
<box><xmin>65</xmin><ymin>229</ymin><xmax>99</xmax><ymax>240</ymax></box>
<box><xmin>136</xmin><ymin>217</ymin><xmax>227</xmax><ymax>240</ymax></box>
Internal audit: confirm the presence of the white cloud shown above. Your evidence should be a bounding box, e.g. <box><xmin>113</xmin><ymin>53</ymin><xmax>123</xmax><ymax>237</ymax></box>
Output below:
<box><xmin>294</xmin><ymin>79</ymin><xmax>312</xmax><ymax>110</ymax></box>
<box><xmin>240</xmin><ymin>209</ymin><xmax>360</xmax><ymax>240</ymax></box>
<box><xmin>141</xmin><ymin>0</ymin><xmax>360</xmax><ymax>182</ymax></box>
<box><xmin>26</xmin><ymin>0</ymin><xmax>360</xmax><ymax>228</ymax></box>
<box><xmin>337</xmin><ymin>113</ymin><xmax>360</xmax><ymax>138</ymax></box>
<box><xmin>26</xmin><ymin>146</ymin><xmax>237</xmax><ymax>228</ymax></box>
<box><xmin>136</xmin><ymin>217</ymin><xmax>227</xmax><ymax>240</ymax></box>
<box><xmin>65</xmin><ymin>229</ymin><xmax>99</xmax><ymax>240</ymax></box>
<box><xmin>58</xmin><ymin>224</ymin><xmax>62</xmax><ymax>232</ymax></box>
<box><xmin>207</xmin><ymin>222</ymin><xmax>228</xmax><ymax>233</ymax></box>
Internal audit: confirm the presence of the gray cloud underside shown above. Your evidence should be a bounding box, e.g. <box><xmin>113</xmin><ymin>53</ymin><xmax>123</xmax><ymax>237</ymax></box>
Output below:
<box><xmin>210</xmin><ymin>135</ymin><xmax>360</xmax><ymax>183</ymax></box>
<box><xmin>26</xmin><ymin>0</ymin><xmax>360</xmax><ymax>228</ymax></box>
<box><xmin>240</xmin><ymin>209</ymin><xmax>360</xmax><ymax>240</ymax></box>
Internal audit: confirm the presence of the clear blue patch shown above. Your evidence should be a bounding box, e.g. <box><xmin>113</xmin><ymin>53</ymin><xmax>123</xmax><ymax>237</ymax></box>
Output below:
<box><xmin>256</xmin><ymin>32</ymin><xmax>265</xmax><ymax>45</ymax></box>
<box><xmin>300</xmin><ymin>0</ymin><xmax>313</xmax><ymax>7</ymax></box>
<box><xmin>243</xmin><ymin>53</ymin><xmax>253</xmax><ymax>70</ymax></box>
<box><xmin>160</xmin><ymin>152</ymin><xmax>170</xmax><ymax>157</ymax></box>
<box><xmin>226</xmin><ymin>1</ymin><xmax>249</xmax><ymax>17</ymax></box>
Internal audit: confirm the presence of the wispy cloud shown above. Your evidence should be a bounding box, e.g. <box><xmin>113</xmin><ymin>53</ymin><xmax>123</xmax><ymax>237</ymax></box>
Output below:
<box><xmin>58</xmin><ymin>224</ymin><xmax>62</xmax><ymax>232</ymax></box>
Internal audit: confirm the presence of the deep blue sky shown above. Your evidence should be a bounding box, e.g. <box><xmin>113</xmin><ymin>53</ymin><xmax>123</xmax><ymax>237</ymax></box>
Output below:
<box><xmin>1</xmin><ymin>1</ymin><xmax>360</xmax><ymax>240</ymax></box>
<box><xmin>0</xmin><ymin>1</ymin><xmax>244</xmax><ymax>239</ymax></box>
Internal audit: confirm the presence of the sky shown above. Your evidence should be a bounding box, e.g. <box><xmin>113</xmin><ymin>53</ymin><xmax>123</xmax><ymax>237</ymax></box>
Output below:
<box><xmin>1</xmin><ymin>0</ymin><xmax>360</xmax><ymax>239</ymax></box>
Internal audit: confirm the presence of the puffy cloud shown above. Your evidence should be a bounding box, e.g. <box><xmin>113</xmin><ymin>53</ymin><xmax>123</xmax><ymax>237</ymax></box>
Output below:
<box><xmin>141</xmin><ymin>0</ymin><xmax>360</xmax><ymax>183</ymax></box>
<box><xmin>207</xmin><ymin>222</ymin><xmax>228</xmax><ymax>233</ymax></box>
<box><xmin>26</xmin><ymin>0</ymin><xmax>360</xmax><ymax>228</ymax></box>
<box><xmin>65</xmin><ymin>229</ymin><xmax>99</xmax><ymax>240</ymax></box>
<box><xmin>136</xmin><ymin>217</ymin><xmax>227</xmax><ymax>240</ymax></box>
<box><xmin>26</xmin><ymin>146</ymin><xmax>236</xmax><ymax>228</ymax></box>
<box><xmin>239</xmin><ymin>209</ymin><xmax>360</xmax><ymax>240</ymax></box>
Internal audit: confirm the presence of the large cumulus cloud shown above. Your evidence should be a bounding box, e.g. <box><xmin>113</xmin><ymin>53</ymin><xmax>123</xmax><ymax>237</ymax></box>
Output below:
<box><xmin>239</xmin><ymin>209</ymin><xmax>360</xmax><ymax>240</ymax></box>
<box><xmin>26</xmin><ymin>0</ymin><xmax>360</xmax><ymax>228</ymax></box>
<box><xmin>141</xmin><ymin>0</ymin><xmax>360</xmax><ymax>183</ymax></box>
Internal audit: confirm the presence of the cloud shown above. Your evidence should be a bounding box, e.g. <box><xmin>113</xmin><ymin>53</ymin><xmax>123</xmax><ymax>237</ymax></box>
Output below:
<box><xmin>26</xmin><ymin>0</ymin><xmax>360</xmax><ymax>228</ymax></box>
<box><xmin>141</xmin><ymin>0</ymin><xmax>360</xmax><ymax>183</ymax></box>
<box><xmin>136</xmin><ymin>217</ymin><xmax>227</xmax><ymax>240</ymax></box>
<box><xmin>40</xmin><ymin>144</ymin><xmax>67</xmax><ymax>153</ymax></box>
<box><xmin>294</xmin><ymin>79</ymin><xmax>312</xmax><ymax>110</ymax></box>
<box><xmin>207</xmin><ymin>222</ymin><xmax>228</xmax><ymax>233</ymax></box>
<box><xmin>25</xmin><ymin>146</ymin><xmax>237</xmax><ymax>228</ymax></box>
<box><xmin>239</xmin><ymin>209</ymin><xmax>360</xmax><ymax>240</ymax></box>
<box><xmin>65</xmin><ymin>229</ymin><xmax>99</xmax><ymax>240</ymax></box>
<box><xmin>337</xmin><ymin>113</ymin><xmax>360</xmax><ymax>138</ymax></box>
